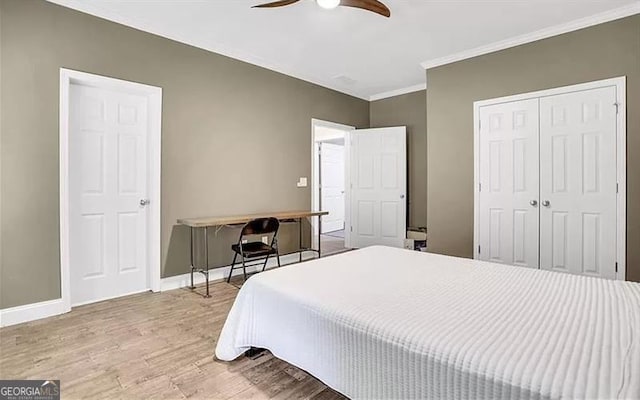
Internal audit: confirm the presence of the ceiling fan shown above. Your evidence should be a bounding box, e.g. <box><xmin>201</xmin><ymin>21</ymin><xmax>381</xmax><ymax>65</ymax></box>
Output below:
<box><xmin>252</xmin><ymin>0</ymin><xmax>391</xmax><ymax>18</ymax></box>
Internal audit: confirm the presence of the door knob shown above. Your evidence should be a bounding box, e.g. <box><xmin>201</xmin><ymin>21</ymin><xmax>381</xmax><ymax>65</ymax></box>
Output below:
<box><xmin>542</xmin><ymin>200</ymin><xmax>550</xmax><ymax>207</ymax></box>
<box><xmin>400</xmin><ymin>194</ymin><xmax>405</xmax><ymax>199</ymax></box>
<box><xmin>140</xmin><ymin>199</ymin><xmax>150</xmax><ymax>206</ymax></box>
<box><xmin>530</xmin><ymin>200</ymin><xmax>538</xmax><ymax>207</ymax></box>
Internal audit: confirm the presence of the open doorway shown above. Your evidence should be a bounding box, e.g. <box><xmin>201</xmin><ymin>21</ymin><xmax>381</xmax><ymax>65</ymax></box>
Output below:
<box><xmin>311</xmin><ymin>119</ymin><xmax>353</xmax><ymax>256</ymax></box>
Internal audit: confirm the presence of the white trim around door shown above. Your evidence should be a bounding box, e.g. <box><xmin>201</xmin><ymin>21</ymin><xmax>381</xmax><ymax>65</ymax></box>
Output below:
<box><xmin>60</xmin><ymin>68</ymin><xmax>162</xmax><ymax>314</ymax></box>
<box><xmin>473</xmin><ymin>77</ymin><xmax>627</xmax><ymax>280</ymax></box>
<box><xmin>311</xmin><ymin>119</ymin><xmax>355</xmax><ymax>249</ymax></box>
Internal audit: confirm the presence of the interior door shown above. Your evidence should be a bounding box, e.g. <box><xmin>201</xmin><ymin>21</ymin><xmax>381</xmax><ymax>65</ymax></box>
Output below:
<box><xmin>320</xmin><ymin>142</ymin><xmax>345</xmax><ymax>233</ymax></box>
<box><xmin>478</xmin><ymin>99</ymin><xmax>539</xmax><ymax>268</ymax></box>
<box><xmin>69</xmin><ymin>83</ymin><xmax>149</xmax><ymax>306</ymax></box>
<box><xmin>350</xmin><ymin>127</ymin><xmax>406</xmax><ymax>248</ymax></box>
<box><xmin>539</xmin><ymin>87</ymin><xmax>618</xmax><ymax>279</ymax></box>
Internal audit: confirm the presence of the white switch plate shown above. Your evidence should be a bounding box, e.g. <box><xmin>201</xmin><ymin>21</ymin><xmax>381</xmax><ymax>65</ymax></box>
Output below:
<box><xmin>297</xmin><ymin>177</ymin><xmax>308</xmax><ymax>187</ymax></box>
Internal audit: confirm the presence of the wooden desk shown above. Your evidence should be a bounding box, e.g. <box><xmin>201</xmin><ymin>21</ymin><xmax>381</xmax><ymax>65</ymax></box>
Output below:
<box><xmin>177</xmin><ymin>210</ymin><xmax>329</xmax><ymax>297</ymax></box>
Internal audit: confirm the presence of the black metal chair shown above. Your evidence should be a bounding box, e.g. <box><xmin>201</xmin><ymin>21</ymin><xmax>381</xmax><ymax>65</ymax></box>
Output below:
<box><xmin>227</xmin><ymin>217</ymin><xmax>281</xmax><ymax>283</ymax></box>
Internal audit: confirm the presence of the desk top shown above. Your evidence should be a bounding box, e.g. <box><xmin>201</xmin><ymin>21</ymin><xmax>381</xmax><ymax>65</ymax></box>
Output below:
<box><xmin>177</xmin><ymin>210</ymin><xmax>329</xmax><ymax>228</ymax></box>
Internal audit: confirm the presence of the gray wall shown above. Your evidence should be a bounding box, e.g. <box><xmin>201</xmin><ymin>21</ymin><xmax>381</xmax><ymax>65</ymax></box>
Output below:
<box><xmin>0</xmin><ymin>0</ymin><xmax>369</xmax><ymax>309</ymax></box>
<box><xmin>426</xmin><ymin>15</ymin><xmax>640</xmax><ymax>282</ymax></box>
<box><xmin>370</xmin><ymin>90</ymin><xmax>427</xmax><ymax>228</ymax></box>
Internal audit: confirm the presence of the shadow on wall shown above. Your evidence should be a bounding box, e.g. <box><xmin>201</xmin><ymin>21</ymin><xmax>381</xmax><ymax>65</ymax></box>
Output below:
<box><xmin>163</xmin><ymin>220</ymin><xmax>313</xmax><ymax>279</ymax></box>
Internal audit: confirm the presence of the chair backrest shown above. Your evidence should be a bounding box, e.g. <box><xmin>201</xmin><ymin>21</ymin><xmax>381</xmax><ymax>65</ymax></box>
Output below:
<box><xmin>241</xmin><ymin>217</ymin><xmax>280</xmax><ymax>237</ymax></box>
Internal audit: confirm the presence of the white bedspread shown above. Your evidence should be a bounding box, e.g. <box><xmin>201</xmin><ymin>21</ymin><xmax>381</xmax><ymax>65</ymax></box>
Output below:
<box><xmin>215</xmin><ymin>246</ymin><xmax>640</xmax><ymax>399</ymax></box>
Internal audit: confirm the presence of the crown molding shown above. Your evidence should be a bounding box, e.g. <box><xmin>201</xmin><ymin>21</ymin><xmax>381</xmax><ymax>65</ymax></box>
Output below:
<box><xmin>46</xmin><ymin>0</ymin><xmax>639</xmax><ymax>102</ymax></box>
<box><xmin>45</xmin><ymin>0</ymin><xmax>370</xmax><ymax>101</ymax></box>
<box><xmin>421</xmin><ymin>2</ymin><xmax>640</xmax><ymax>70</ymax></box>
<box><xmin>369</xmin><ymin>83</ymin><xmax>427</xmax><ymax>101</ymax></box>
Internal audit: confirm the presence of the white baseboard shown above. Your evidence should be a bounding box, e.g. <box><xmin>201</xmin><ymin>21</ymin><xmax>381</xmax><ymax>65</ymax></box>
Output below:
<box><xmin>0</xmin><ymin>298</ymin><xmax>69</xmax><ymax>328</ymax></box>
<box><xmin>160</xmin><ymin>252</ymin><xmax>316</xmax><ymax>291</ymax></box>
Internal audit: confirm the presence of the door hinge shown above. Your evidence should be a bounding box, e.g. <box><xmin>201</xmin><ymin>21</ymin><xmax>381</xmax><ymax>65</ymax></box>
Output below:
<box><xmin>350</xmin><ymin>226</ymin><xmax>353</xmax><ymax>232</ymax></box>
<box><xmin>479</xmin><ymin>183</ymin><xmax>482</xmax><ymax>192</ymax></box>
<box><xmin>614</xmin><ymin>102</ymin><xmax>620</xmax><ymax>114</ymax></box>
<box><xmin>615</xmin><ymin>262</ymin><xmax>618</xmax><ymax>273</ymax></box>
<box><xmin>478</xmin><ymin>245</ymin><xmax>481</xmax><ymax>254</ymax></box>
<box><xmin>616</xmin><ymin>183</ymin><xmax>619</xmax><ymax>193</ymax></box>
<box><xmin>479</xmin><ymin>119</ymin><xmax>482</xmax><ymax>130</ymax></box>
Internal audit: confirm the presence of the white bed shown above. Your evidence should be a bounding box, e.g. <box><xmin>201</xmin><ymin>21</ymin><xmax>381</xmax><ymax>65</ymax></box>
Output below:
<box><xmin>215</xmin><ymin>246</ymin><xmax>640</xmax><ymax>399</ymax></box>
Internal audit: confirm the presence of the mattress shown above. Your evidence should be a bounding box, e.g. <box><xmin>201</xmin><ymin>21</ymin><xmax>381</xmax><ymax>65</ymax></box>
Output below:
<box><xmin>215</xmin><ymin>246</ymin><xmax>640</xmax><ymax>399</ymax></box>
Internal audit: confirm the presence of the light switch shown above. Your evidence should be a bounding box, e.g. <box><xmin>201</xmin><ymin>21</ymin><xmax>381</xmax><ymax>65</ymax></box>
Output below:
<box><xmin>297</xmin><ymin>177</ymin><xmax>308</xmax><ymax>187</ymax></box>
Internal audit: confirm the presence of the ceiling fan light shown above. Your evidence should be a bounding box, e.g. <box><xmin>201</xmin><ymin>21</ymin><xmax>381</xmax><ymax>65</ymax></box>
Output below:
<box><xmin>316</xmin><ymin>0</ymin><xmax>340</xmax><ymax>9</ymax></box>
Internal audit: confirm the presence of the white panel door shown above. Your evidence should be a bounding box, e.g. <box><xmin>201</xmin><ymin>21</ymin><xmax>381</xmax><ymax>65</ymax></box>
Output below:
<box><xmin>320</xmin><ymin>142</ymin><xmax>345</xmax><ymax>233</ymax></box>
<box><xmin>350</xmin><ymin>127</ymin><xmax>406</xmax><ymax>248</ymax></box>
<box><xmin>69</xmin><ymin>83</ymin><xmax>149</xmax><ymax>306</ymax></box>
<box><xmin>539</xmin><ymin>87</ymin><xmax>618</xmax><ymax>279</ymax></box>
<box><xmin>478</xmin><ymin>99</ymin><xmax>539</xmax><ymax>268</ymax></box>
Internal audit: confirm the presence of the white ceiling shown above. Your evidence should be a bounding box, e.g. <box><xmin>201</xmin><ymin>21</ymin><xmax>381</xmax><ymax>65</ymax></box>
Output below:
<box><xmin>48</xmin><ymin>0</ymin><xmax>639</xmax><ymax>100</ymax></box>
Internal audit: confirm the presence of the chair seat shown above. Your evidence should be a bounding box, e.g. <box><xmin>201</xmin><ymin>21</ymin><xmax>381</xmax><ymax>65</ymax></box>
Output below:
<box><xmin>231</xmin><ymin>242</ymin><xmax>277</xmax><ymax>258</ymax></box>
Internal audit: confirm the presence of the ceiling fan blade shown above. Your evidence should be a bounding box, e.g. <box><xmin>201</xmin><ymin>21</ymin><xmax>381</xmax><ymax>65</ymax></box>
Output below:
<box><xmin>339</xmin><ymin>0</ymin><xmax>390</xmax><ymax>17</ymax></box>
<box><xmin>252</xmin><ymin>0</ymin><xmax>300</xmax><ymax>8</ymax></box>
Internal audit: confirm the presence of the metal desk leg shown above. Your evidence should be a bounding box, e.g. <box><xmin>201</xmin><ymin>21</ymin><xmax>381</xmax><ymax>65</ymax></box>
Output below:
<box><xmin>318</xmin><ymin>215</ymin><xmax>322</xmax><ymax>258</ymax></box>
<box><xmin>204</xmin><ymin>226</ymin><xmax>211</xmax><ymax>298</ymax></box>
<box><xmin>189</xmin><ymin>227</ymin><xmax>195</xmax><ymax>290</ymax></box>
<box><xmin>299</xmin><ymin>218</ymin><xmax>303</xmax><ymax>262</ymax></box>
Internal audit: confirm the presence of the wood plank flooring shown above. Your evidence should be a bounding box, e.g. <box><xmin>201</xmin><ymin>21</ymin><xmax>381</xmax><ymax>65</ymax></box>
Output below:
<box><xmin>320</xmin><ymin>234</ymin><xmax>350</xmax><ymax>256</ymax></box>
<box><xmin>0</xmin><ymin>281</ymin><xmax>348</xmax><ymax>400</ymax></box>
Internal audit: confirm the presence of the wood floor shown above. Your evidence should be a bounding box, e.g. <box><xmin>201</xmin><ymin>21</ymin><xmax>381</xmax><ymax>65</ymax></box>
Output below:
<box><xmin>0</xmin><ymin>281</ymin><xmax>348</xmax><ymax>400</ymax></box>
<box><xmin>320</xmin><ymin>233</ymin><xmax>349</xmax><ymax>256</ymax></box>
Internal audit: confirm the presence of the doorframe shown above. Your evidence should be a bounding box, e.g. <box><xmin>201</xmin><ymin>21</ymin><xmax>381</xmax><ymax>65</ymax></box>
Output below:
<box><xmin>311</xmin><ymin>119</ymin><xmax>354</xmax><ymax>249</ymax></box>
<box><xmin>59</xmin><ymin>68</ymin><xmax>163</xmax><ymax>312</ymax></box>
<box><xmin>473</xmin><ymin>76</ymin><xmax>627</xmax><ymax>280</ymax></box>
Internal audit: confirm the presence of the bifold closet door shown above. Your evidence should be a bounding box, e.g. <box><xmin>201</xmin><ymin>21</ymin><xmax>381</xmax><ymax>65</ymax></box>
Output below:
<box><xmin>478</xmin><ymin>99</ymin><xmax>539</xmax><ymax>268</ymax></box>
<box><xmin>539</xmin><ymin>87</ymin><xmax>618</xmax><ymax>279</ymax></box>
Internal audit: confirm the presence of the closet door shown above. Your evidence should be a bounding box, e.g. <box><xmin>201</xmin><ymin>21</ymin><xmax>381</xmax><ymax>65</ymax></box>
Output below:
<box><xmin>478</xmin><ymin>99</ymin><xmax>539</xmax><ymax>268</ymax></box>
<box><xmin>539</xmin><ymin>87</ymin><xmax>618</xmax><ymax>279</ymax></box>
